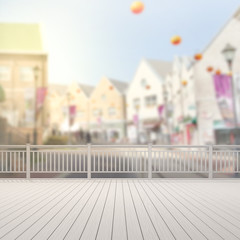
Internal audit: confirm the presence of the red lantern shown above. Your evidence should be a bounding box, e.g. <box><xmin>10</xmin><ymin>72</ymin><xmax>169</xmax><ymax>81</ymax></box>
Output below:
<box><xmin>216</xmin><ymin>70</ymin><xmax>221</xmax><ymax>75</ymax></box>
<box><xmin>171</xmin><ymin>36</ymin><xmax>182</xmax><ymax>45</ymax></box>
<box><xmin>194</xmin><ymin>53</ymin><xmax>202</xmax><ymax>61</ymax></box>
<box><xmin>207</xmin><ymin>66</ymin><xmax>213</xmax><ymax>72</ymax></box>
<box><xmin>131</xmin><ymin>1</ymin><xmax>144</xmax><ymax>14</ymax></box>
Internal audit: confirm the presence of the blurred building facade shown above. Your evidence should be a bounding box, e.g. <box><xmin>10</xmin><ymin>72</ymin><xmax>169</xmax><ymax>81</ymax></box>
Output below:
<box><xmin>47</xmin><ymin>84</ymin><xmax>67</xmax><ymax>135</ymax></box>
<box><xmin>194</xmin><ymin>8</ymin><xmax>240</xmax><ymax>145</ymax></box>
<box><xmin>126</xmin><ymin>59</ymin><xmax>172</xmax><ymax>144</ymax></box>
<box><xmin>60</xmin><ymin>82</ymin><xmax>94</xmax><ymax>133</ymax></box>
<box><xmin>165</xmin><ymin>56</ymin><xmax>197</xmax><ymax>145</ymax></box>
<box><xmin>89</xmin><ymin>77</ymin><xmax>128</xmax><ymax>143</ymax></box>
<box><xmin>0</xmin><ymin>23</ymin><xmax>48</xmax><ymax>144</ymax></box>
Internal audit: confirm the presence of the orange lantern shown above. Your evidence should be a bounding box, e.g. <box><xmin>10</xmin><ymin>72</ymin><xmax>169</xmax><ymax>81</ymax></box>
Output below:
<box><xmin>181</xmin><ymin>80</ymin><xmax>188</xmax><ymax>86</ymax></box>
<box><xmin>146</xmin><ymin>85</ymin><xmax>150</xmax><ymax>90</ymax></box>
<box><xmin>228</xmin><ymin>72</ymin><xmax>232</xmax><ymax>77</ymax></box>
<box><xmin>194</xmin><ymin>53</ymin><xmax>202</xmax><ymax>61</ymax></box>
<box><xmin>207</xmin><ymin>66</ymin><xmax>213</xmax><ymax>72</ymax></box>
<box><xmin>171</xmin><ymin>35</ymin><xmax>182</xmax><ymax>45</ymax></box>
<box><xmin>131</xmin><ymin>1</ymin><xmax>144</xmax><ymax>14</ymax></box>
<box><xmin>77</xmin><ymin>89</ymin><xmax>81</xmax><ymax>93</ymax></box>
<box><xmin>216</xmin><ymin>69</ymin><xmax>221</xmax><ymax>75</ymax></box>
<box><xmin>109</xmin><ymin>86</ymin><xmax>113</xmax><ymax>90</ymax></box>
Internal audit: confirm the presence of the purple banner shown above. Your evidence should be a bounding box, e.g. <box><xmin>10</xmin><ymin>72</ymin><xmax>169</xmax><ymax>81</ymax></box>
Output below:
<box><xmin>213</xmin><ymin>74</ymin><xmax>234</xmax><ymax>127</ymax></box>
<box><xmin>36</xmin><ymin>87</ymin><xmax>47</xmax><ymax>109</ymax></box>
<box><xmin>158</xmin><ymin>105</ymin><xmax>165</xmax><ymax>118</ymax></box>
<box><xmin>69</xmin><ymin>105</ymin><xmax>76</xmax><ymax>117</ymax></box>
<box><xmin>133</xmin><ymin>114</ymin><xmax>138</xmax><ymax>125</ymax></box>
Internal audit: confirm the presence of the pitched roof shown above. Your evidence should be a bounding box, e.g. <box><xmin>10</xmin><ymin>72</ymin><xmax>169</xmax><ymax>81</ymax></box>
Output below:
<box><xmin>79</xmin><ymin>83</ymin><xmax>94</xmax><ymax>97</ymax></box>
<box><xmin>108</xmin><ymin>78</ymin><xmax>128</xmax><ymax>93</ymax></box>
<box><xmin>0</xmin><ymin>23</ymin><xmax>42</xmax><ymax>51</ymax></box>
<box><xmin>145</xmin><ymin>59</ymin><xmax>172</xmax><ymax>79</ymax></box>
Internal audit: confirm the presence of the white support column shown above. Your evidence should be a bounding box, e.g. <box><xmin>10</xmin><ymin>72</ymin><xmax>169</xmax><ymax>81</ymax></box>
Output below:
<box><xmin>87</xmin><ymin>143</ymin><xmax>91</xmax><ymax>179</ymax></box>
<box><xmin>209</xmin><ymin>144</ymin><xmax>213</xmax><ymax>179</ymax></box>
<box><xmin>26</xmin><ymin>143</ymin><xmax>31</xmax><ymax>179</ymax></box>
<box><xmin>148</xmin><ymin>143</ymin><xmax>152</xmax><ymax>179</ymax></box>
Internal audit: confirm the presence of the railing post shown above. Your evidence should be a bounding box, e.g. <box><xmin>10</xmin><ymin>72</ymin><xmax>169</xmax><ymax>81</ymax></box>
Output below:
<box><xmin>148</xmin><ymin>143</ymin><xmax>152</xmax><ymax>179</ymax></box>
<box><xmin>208</xmin><ymin>144</ymin><xmax>213</xmax><ymax>179</ymax></box>
<box><xmin>87</xmin><ymin>143</ymin><xmax>91</xmax><ymax>179</ymax></box>
<box><xmin>26</xmin><ymin>143</ymin><xmax>31</xmax><ymax>179</ymax></box>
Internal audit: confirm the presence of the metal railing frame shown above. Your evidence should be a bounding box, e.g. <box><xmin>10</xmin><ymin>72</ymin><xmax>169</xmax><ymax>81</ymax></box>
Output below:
<box><xmin>0</xmin><ymin>143</ymin><xmax>239</xmax><ymax>179</ymax></box>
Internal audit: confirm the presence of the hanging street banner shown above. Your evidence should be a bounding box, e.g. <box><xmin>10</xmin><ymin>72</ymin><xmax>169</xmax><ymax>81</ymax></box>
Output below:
<box><xmin>213</xmin><ymin>74</ymin><xmax>234</xmax><ymax>127</ymax></box>
<box><xmin>36</xmin><ymin>87</ymin><xmax>47</xmax><ymax>110</ymax></box>
<box><xmin>133</xmin><ymin>114</ymin><xmax>138</xmax><ymax>125</ymax></box>
<box><xmin>157</xmin><ymin>105</ymin><xmax>165</xmax><ymax>119</ymax></box>
<box><xmin>69</xmin><ymin>105</ymin><xmax>76</xmax><ymax>126</ymax></box>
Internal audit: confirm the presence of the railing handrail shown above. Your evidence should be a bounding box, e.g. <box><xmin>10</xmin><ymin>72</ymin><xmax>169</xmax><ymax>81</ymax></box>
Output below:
<box><xmin>0</xmin><ymin>143</ymin><xmax>239</xmax><ymax>180</ymax></box>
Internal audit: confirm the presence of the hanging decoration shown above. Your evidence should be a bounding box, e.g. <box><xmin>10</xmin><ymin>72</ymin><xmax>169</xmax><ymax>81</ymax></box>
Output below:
<box><xmin>207</xmin><ymin>66</ymin><xmax>213</xmax><ymax>72</ymax></box>
<box><xmin>194</xmin><ymin>53</ymin><xmax>202</xmax><ymax>61</ymax></box>
<box><xmin>131</xmin><ymin>1</ymin><xmax>144</xmax><ymax>14</ymax></box>
<box><xmin>146</xmin><ymin>85</ymin><xmax>151</xmax><ymax>90</ymax></box>
<box><xmin>109</xmin><ymin>86</ymin><xmax>113</xmax><ymax>90</ymax></box>
<box><xmin>171</xmin><ymin>35</ymin><xmax>182</xmax><ymax>45</ymax></box>
<box><xmin>216</xmin><ymin>69</ymin><xmax>221</xmax><ymax>75</ymax></box>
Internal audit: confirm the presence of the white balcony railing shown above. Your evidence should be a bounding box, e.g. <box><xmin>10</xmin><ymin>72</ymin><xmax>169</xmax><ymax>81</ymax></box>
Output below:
<box><xmin>0</xmin><ymin>144</ymin><xmax>239</xmax><ymax>178</ymax></box>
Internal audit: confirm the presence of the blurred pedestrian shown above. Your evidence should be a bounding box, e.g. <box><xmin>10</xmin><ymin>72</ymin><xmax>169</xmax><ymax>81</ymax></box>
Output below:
<box><xmin>86</xmin><ymin>132</ymin><xmax>91</xmax><ymax>143</ymax></box>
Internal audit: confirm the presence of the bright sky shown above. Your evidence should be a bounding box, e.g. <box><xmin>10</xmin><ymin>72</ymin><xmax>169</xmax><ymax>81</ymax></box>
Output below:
<box><xmin>0</xmin><ymin>0</ymin><xmax>239</xmax><ymax>85</ymax></box>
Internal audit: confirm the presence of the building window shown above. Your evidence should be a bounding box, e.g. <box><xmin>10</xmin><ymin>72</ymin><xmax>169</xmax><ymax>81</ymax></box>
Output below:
<box><xmin>145</xmin><ymin>95</ymin><xmax>157</xmax><ymax>107</ymax></box>
<box><xmin>133</xmin><ymin>98</ymin><xmax>140</xmax><ymax>109</ymax></box>
<box><xmin>93</xmin><ymin>109</ymin><xmax>101</xmax><ymax>116</ymax></box>
<box><xmin>108</xmin><ymin>107</ymin><xmax>116</xmax><ymax>116</ymax></box>
<box><xmin>0</xmin><ymin>66</ymin><xmax>11</xmax><ymax>81</ymax></box>
<box><xmin>19</xmin><ymin>67</ymin><xmax>34</xmax><ymax>82</ymax></box>
<box><xmin>141</xmin><ymin>78</ymin><xmax>147</xmax><ymax>87</ymax></box>
<box><xmin>77</xmin><ymin>111</ymin><xmax>84</xmax><ymax>118</ymax></box>
<box><xmin>101</xmin><ymin>94</ymin><xmax>106</xmax><ymax>101</ymax></box>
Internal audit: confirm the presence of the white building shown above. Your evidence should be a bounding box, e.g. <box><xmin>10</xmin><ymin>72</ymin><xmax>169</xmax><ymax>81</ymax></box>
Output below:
<box><xmin>165</xmin><ymin>56</ymin><xmax>198</xmax><ymax>145</ymax></box>
<box><xmin>194</xmin><ymin>7</ymin><xmax>240</xmax><ymax>144</ymax></box>
<box><xmin>126</xmin><ymin>58</ymin><xmax>172</xmax><ymax>143</ymax></box>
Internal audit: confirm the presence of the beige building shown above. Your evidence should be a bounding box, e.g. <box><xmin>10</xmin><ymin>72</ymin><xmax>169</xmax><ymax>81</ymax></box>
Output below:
<box><xmin>47</xmin><ymin>84</ymin><xmax>67</xmax><ymax>135</ymax></box>
<box><xmin>59</xmin><ymin>82</ymin><xmax>94</xmax><ymax>133</ymax></box>
<box><xmin>89</xmin><ymin>77</ymin><xmax>128</xmax><ymax>143</ymax></box>
<box><xmin>0</xmin><ymin>23</ymin><xmax>48</xmax><ymax>144</ymax></box>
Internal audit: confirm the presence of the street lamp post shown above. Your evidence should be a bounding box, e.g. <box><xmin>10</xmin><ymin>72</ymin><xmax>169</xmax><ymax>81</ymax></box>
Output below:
<box><xmin>33</xmin><ymin>66</ymin><xmax>40</xmax><ymax>145</ymax></box>
<box><xmin>222</xmin><ymin>44</ymin><xmax>237</xmax><ymax>127</ymax></box>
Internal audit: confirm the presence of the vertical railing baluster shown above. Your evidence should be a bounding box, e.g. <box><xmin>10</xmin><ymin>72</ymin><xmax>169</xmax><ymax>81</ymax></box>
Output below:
<box><xmin>93</xmin><ymin>152</ymin><xmax>95</xmax><ymax>172</ymax></box>
<box><xmin>233</xmin><ymin>151</ymin><xmax>235</xmax><ymax>173</ymax></box>
<box><xmin>87</xmin><ymin>143</ymin><xmax>91</xmax><ymax>179</ymax></box>
<box><xmin>208</xmin><ymin>145</ymin><xmax>213</xmax><ymax>179</ymax></box>
<box><xmin>26</xmin><ymin>144</ymin><xmax>30</xmax><ymax>179</ymax></box>
<box><xmin>148</xmin><ymin>143</ymin><xmax>152</xmax><ymax>179</ymax></box>
<box><xmin>237</xmin><ymin>152</ymin><xmax>239</xmax><ymax>173</ymax></box>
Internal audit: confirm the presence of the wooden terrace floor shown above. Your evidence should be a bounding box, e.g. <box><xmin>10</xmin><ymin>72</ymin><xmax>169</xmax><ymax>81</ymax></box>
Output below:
<box><xmin>0</xmin><ymin>179</ymin><xmax>240</xmax><ymax>240</ymax></box>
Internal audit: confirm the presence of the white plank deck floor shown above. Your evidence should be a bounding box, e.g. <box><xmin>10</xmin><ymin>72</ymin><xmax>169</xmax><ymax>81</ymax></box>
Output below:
<box><xmin>0</xmin><ymin>179</ymin><xmax>240</xmax><ymax>240</ymax></box>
